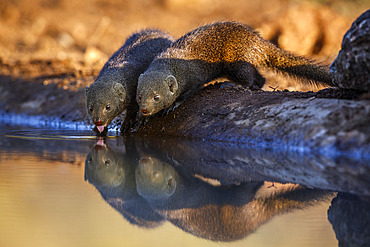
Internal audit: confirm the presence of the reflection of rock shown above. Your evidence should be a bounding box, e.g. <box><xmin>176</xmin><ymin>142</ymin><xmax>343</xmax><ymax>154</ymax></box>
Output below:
<box><xmin>135</xmin><ymin>138</ymin><xmax>333</xmax><ymax>242</ymax></box>
<box><xmin>84</xmin><ymin>138</ymin><xmax>164</xmax><ymax>228</ymax></box>
<box><xmin>328</xmin><ymin>193</ymin><xmax>370</xmax><ymax>247</ymax></box>
<box><xmin>137</xmin><ymin>136</ymin><xmax>370</xmax><ymax>196</ymax></box>
<box><xmin>84</xmin><ymin>136</ymin><xmax>370</xmax><ymax>243</ymax></box>
<box><xmin>330</xmin><ymin>10</ymin><xmax>370</xmax><ymax>91</ymax></box>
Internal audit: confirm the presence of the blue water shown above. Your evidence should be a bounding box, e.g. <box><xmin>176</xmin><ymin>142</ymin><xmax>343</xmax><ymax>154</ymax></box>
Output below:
<box><xmin>0</xmin><ymin>119</ymin><xmax>369</xmax><ymax>247</ymax></box>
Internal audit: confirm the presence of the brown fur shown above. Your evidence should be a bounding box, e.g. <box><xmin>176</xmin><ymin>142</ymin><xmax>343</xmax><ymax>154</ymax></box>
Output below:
<box><xmin>136</xmin><ymin>21</ymin><xmax>334</xmax><ymax>116</ymax></box>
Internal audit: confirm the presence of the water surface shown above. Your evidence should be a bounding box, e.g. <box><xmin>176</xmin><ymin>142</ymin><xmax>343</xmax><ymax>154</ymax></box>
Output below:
<box><xmin>0</xmin><ymin>123</ymin><xmax>369</xmax><ymax>247</ymax></box>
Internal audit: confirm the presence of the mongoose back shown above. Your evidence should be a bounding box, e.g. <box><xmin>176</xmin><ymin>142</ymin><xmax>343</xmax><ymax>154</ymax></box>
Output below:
<box><xmin>85</xmin><ymin>29</ymin><xmax>174</xmax><ymax>134</ymax></box>
<box><xmin>136</xmin><ymin>21</ymin><xmax>334</xmax><ymax>116</ymax></box>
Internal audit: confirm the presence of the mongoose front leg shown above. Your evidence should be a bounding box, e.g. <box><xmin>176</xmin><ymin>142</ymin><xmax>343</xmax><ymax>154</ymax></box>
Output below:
<box><xmin>120</xmin><ymin>105</ymin><xmax>139</xmax><ymax>133</ymax></box>
<box><xmin>162</xmin><ymin>101</ymin><xmax>183</xmax><ymax>116</ymax></box>
<box><xmin>226</xmin><ymin>61</ymin><xmax>266</xmax><ymax>89</ymax></box>
<box><xmin>131</xmin><ymin>113</ymin><xmax>151</xmax><ymax>132</ymax></box>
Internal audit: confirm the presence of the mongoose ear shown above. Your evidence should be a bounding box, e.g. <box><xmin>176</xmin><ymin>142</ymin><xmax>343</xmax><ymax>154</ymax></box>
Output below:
<box><xmin>113</xmin><ymin>83</ymin><xmax>125</xmax><ymax>99</ymax></box>
<box><xmin>85</xmin><ymin>86</ymin><xmax>89</xmax><ymax>95</ymax></box>
<box><xmin>165</xmin><ymin>75</ymin><xmax>178</xmax><ymax>94</ymax></box>
<box><xmin>117</xmin><ymin>61</ymin><xmax>130</xmax><ymax>68</ymax></box>
<box><xmin>165</xmin><ymin>176</ymin><xmax>177</xmax><ymax>196</ymax></box>
<box><xmin>138</xmin><ymin>73</ymin><xmax>145</xmax><ymax>84</ymax></box>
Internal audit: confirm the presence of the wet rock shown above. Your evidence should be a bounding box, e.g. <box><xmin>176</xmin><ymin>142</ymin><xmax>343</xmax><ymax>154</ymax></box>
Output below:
<box><xmin>135</xmin><ymin>86</ymin><xmax>370</xmax><ymax>157</ymax></box>
<box><xmin>330</xmin><ymin>10</ymin><xmax>370</xmax><ymax>91</ymax></box>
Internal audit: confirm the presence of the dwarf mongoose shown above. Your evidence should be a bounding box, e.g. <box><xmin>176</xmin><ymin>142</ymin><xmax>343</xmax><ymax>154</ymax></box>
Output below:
<box><xmin>85</xmin><ymin>29</ymin><xmax>174</xmax><ymax>134</ymax></box>
<box><xmin>136</xmin><ymin>21</ymin><xmax>334</xmax><ymax>116</ymax></box>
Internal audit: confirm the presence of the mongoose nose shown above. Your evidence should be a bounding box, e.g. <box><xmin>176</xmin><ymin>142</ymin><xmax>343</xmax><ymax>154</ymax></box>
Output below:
<box><xmin>140</xmin><ymin>158</ymin><xmax>149</xmax><ymax>164</ymax></box>
<box><xmin>94</xmin><ymin>119</ymin><xmax>102</xmax><ymax>126</ymax></box>
<box><xmin>140</xmin><ymin>108</ymin><xmax>148</xmax><ymax>114</ymax></box>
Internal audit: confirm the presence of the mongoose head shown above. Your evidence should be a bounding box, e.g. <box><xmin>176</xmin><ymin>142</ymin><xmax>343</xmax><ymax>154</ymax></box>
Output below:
<box><xmin>85</xmin><ymin>80</ymin><xmax>126</xmax><ymax>133</ymax></box>
<box><xmin>135</xmin><ymin>156</ymin><xmax>177</xmax><ymax>199</ymax></box>
<box><xmin>136</xmin><ymin>72</ymin><xmax>178</xmax><ymax>116</ymax></box>
<box><xmin>84</xmin><ymin>141</ymin><xmax>126</xmax><ymax>188</ymax></box>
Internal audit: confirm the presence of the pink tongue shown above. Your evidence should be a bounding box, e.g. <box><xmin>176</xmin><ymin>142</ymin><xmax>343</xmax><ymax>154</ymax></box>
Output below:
<box><xmin>96</xmin><ymin>138</ymin><xmax>105</xmax><ymax>147</ymax></box>
<box><xmin>97</xmin><ymin>125</ymin><xmax>105</xmax><ymax>133</ymax></box>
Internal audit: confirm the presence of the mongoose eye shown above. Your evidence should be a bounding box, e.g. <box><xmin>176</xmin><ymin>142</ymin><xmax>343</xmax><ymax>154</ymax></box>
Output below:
<box><xmin>137</xmin><ymin>94</ymin><xmax>142</xmax><ymax>102</ymax></box>
<box><xmin>89</xmin><ymin>107</ymin><xmax>93</xmax><ymax>112</ymax></box>
<box><xmin>152</xmin><ymin>171</ymin><xmax>160</xmax><ymax>178</ymax></box>
<box><xmin>154</xmin><ymin>95</ymin><xmax>160</xmax><ymax>101</ymax></box>
<box><xmin>105</xmin><ymin>160</ymin><xmax>110</xmax><ymax>167</ymax></box>
<box><xmin>106</xmin><ymin>104</ymin><xmax>111</xmax><ymax>110</ymax></box>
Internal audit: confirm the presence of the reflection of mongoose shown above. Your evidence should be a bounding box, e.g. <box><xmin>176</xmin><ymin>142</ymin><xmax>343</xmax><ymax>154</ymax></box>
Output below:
<box><xmin>84</xmin><ymin>140</ymin><xmax>165</xmax><ymax>228</ymax></box>
<box><xmin>136</xmin><ymin>21</ymin><xmax>334</xmax><ymax>116</ymax></box>
<box><xmin>135</xmin><ymin>156</ymin><xmax>179</xmax><ymax>199</ymax></box>
<box><xmin>84</xmin><ymin>143</ymin><xmax>127</xmax><ymax>187</ymax></box>
<box><xmin>132</xmin><ymin>149</ymin><xmax>333</xmax><ymax>242</ymax></box>
<box><xmin>85</xmin><ymin>29</ymin><xmax>174</xmax><ymax>134</ymax></box>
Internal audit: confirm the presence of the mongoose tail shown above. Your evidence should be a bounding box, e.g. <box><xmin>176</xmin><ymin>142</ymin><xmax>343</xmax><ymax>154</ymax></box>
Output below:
<box><xmin>260</xmin><ymin>41</ymin><xmax>334</xmax><ymax>86</ymax></box>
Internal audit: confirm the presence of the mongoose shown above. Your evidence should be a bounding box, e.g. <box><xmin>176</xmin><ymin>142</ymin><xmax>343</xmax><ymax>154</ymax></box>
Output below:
<box><xmin>84</xmin><ymin>140</ymin><xmax>164</xmax><ymax>227</ymax></box>
<box><xmin>85</xmin><ymin>29</ymin><xmax>174</xmax><ymax>134</ymax></box>
<box><xmin>134</xmin><ymin>150</ymin><xmax>332</xmax><ymax>241</ymax></box>
<box><xmin>136</xmin><ymin>21</ymin><xmax>334</xmax><ymax>116</ymax></box>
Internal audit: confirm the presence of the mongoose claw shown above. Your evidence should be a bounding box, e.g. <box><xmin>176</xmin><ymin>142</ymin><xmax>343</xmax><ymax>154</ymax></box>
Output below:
<box><xmin>162</xmin><ymin>108</ymin><xmax>171</xmax><ymax>116</ymax></box>
<box><xmin>120</xmin><ymin>120</ymin><xmax>133</xmax><ymax>134</ymax></box>
<box><xmin>163</xmin><ymin>101</ymin><xmax>183</xmax><ymax>116</ymax></box>
<box><xmin>131</xmin><ymin>115</ymin><xmax>149</xmax><ymax>132</ymax></box>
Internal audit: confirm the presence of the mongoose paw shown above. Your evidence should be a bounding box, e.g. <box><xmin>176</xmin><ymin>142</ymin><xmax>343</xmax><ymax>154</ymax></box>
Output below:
<box><xmin>162</xmin><ymin>101</ymin><xmax>183</xmax><ymax>116</ymax></box>
<box><xmin>121</xmin><ymin>109</ymin><xmax>140</xmax><ymax>133</ymax></box>
<box><xmin>162</xmin><ymin>108</ymin><xmax>171</xmax><ymax>116</ymax></box>
<box><xmin>131</xmin><ymin>115</ymin><xmax>150</xmax><ymax>132</ymax></box>
<box><xmin>120</xmin><ymin>120</ymin><xmax>133</xmax><ymax>134</ymax></box>
<box><xmin>250</xmin><ymin>84</ymin><xmax>263</xmax><ymax>91</ymax></box>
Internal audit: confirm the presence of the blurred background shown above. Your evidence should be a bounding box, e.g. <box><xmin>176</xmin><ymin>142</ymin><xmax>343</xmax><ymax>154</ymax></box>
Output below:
<box><xmin>0</xmin><ymin>2</ymin><xmax>369</xmax><ymax>246</ymax></box>
<box><xmin>0</xmin><ymin>0</ymin><xmax>369</xmax><ymax>90</ymax></box>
